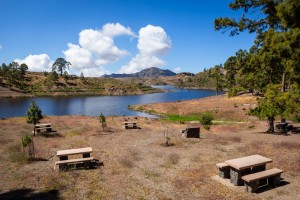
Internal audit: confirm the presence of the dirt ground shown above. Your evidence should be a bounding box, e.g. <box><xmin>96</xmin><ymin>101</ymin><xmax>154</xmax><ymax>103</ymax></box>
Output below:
<box><xmin>0</xmin><ymin>112</ymin><xmax>299</xmax><ymax>199</ymax></box>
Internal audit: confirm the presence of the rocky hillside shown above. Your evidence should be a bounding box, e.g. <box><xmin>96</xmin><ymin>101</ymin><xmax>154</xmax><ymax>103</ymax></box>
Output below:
<box><xmin>102</xmin><ymin>67</ymin><xmax>176</xmax><ymax>78</ymax></box>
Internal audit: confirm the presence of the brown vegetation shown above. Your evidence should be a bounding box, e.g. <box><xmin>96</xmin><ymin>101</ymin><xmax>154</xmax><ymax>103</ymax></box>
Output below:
<box><xmin>0</xmin><ymin>114</ymin><xmax>299</xmax><ymax>199</ymax></box>
<box><xmin>131</xmin><ymin>93</ymin><xmax>258</xmax><ymax>121</ymax></box>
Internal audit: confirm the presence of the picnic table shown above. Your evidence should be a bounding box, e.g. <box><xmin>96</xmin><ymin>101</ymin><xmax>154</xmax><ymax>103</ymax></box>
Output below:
<box><xmin>124</xmin><ymin>122</ymin><xmax>137</xmax><ymax>129</ymax></box>
<box><xmin>56</xmin><ymin>147</ymin><xmax>93</xmax><ymax>160</ymax></box>
<box><xmin>33</xmin><ymin>123</ymin><xmax>52</xmax><ymax>135</ymax></box>
<box><xmin>55</xmin><ymin>147</ymin><xmax>95</xmax><ymax>171</ymax></box>
<box><xmin>225</xmin><ymin>154</ymin><xmax>272</xmax><ymax>186</ymax></box>
<box><xmin>275</xmin><ymin>122</ymin><xmax>293</xmax><ymax>133</ymax></box>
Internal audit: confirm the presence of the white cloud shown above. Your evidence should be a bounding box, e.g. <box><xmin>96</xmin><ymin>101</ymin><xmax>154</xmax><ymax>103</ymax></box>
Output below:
<box><xmin>0</xmin><ymin>44</ymin><xmax>2</xmax><ymax>50</ymax></box>
<box><xmin>14</xmin><ymin>54</ymin><xmax>52</xmax><ymax>72</ymax></box>
<box><xmin>81</xmin><ymin>67</ymin><xmax>109</xmax><ymax>77</ymax></box>
<box><xmin>64</xmin><ymin>23</ymin><xmax>134</xmax><ymax>76</ymax></box>
<box><xmin>173</xmin><ymin>67</ymin><xmax>181</xmax><ymax>72</ymax></box>
<box><xmin>102</xmin><ymin>23</ymin><xmax>135</xmax><ymax>38</ymax></box>
<box><xmin>119</xmin><ymin>25</ymin><xmax>171</xmax><ymax>74</ymax></box>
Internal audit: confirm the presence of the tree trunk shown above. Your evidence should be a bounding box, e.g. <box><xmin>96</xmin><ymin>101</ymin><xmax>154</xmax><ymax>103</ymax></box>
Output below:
<box><xmin>281</xmin><ymin>72</ymin><xmax>286</xmax><ymax>92</ymax></box>
<box><xmin>280</xmin><ymin>72</ymin><xmax>286</xmax><ymax>123</ymax></box>
<box><xmin>267</xmin><ymin>117</ymin><xmax>275</xmax><ymax>133</ymax></box>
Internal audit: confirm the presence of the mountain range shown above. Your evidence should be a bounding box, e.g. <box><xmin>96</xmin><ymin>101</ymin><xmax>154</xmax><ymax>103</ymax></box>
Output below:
<box><xmin>102</xmin><ymin>67</ymin><xmax>176</xmax><ymax>78</ymax></box>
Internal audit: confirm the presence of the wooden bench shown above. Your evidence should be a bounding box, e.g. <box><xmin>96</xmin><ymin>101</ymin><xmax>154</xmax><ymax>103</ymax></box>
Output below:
<box><xmin>216</xmin><ymin>162</ymin><xmax>230</xmax><ymax>179</ymax></box>
<box><xmin>54</xmin><ymin>157</ymin><xmax>95</xmax><ymax>171</ymax></box>
<box><xmin>34</xmin><ymin>123</ymin><xmax>52</xmax><ymax>134</ymax></box>
<box><xmin>242</xmin><ymin>168</ymin><xmax>283</xmax><ymax>193</ymax></box>
<box><xmin>124</xmin><ymin>122</ymin><xmax>137</xmax><ymax>129</ymax></box>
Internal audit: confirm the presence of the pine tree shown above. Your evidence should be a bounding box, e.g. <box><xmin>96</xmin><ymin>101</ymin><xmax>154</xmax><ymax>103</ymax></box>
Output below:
<box><xmin>98</xmin><ymin>112</ymin><xmax>107</xmax><ymax>131</ymax></box>
<box><xmin>26</xmin><ymin>101</ymin><xmax>43</xmax><ymax>136</ymax></box>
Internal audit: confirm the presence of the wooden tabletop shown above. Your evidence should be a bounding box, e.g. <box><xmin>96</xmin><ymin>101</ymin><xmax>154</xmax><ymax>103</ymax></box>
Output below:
<box><xmin>225</xmin><ymin>154</ymin><xmax>272</xmax><ymax>170</ymax></box>
<box><xmin>57</xmin><ymin>147</ymin><xmax>93</xmax><ymax>156</ymax></box>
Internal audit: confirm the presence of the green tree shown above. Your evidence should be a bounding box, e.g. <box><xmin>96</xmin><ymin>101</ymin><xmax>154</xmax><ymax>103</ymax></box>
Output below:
<box><xmin>22</xmin><ymin>135</ymin><xmax>35</xmax><ymax>157</ymax></box>
<box><xmin>19</xmin><ymin>63</ymin><xmax>28</xmax><ymax>77</ymax></box>
<box><xmin>249</xmin><ymin>84</ymin><xmax>298</xmax><ymax>132</ymax></box>
<box><xmin>214</xmin><ymin>0</ymin><xmax>283</xmax><ymax>42</ymax></box>
<box><xmin>98</xmin><ymin>112</ymin><xmax>107</xmax><ymax>131</ymax></box>
<box><xmin>1</xmin><ymin>63</ymin><xmax>9</xmax><ymax>78</ymax></box>
<box><xmin>52</xmin><ymin>58</ymin><xmax>71</xmax><ymax>76</ymax></box>
<box><xmin>26</xmin><ymin>101</ymin><xmax>43</xmax><ymax>136</ymax></box>
<box><xmin>215</xmin><ymin>0</ymin><xmax>300</xmax><ymax>132</ymax></box>
<box><xmin>208</xmin><ymin>64</ymin><xmax>224</xmax><ymax>95</ymax></box>
<box><xmin>63</xmin><ymin>71</ymin><xmax>69</xmax><ymax>83</ymax></box>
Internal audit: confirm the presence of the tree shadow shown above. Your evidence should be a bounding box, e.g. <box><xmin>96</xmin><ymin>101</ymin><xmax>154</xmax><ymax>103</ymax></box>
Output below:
<box><xmin>28</xmin><ymin>157</ymin><xmax>49</xmax><ymax>162</ymax></box>
<box><xmin>94</xmin><ymin>127</ymin><xmax>115</xmax><ymax>136</ymax></box>
<box><xmin>0</xmin><ymin>188</ymin><xmax>60</xmax><ymax>200</ymax></box>
<box><xmin>39</xmin><ymin>130</ymin><xmax>63</xmax><ymax>138</ymax></box>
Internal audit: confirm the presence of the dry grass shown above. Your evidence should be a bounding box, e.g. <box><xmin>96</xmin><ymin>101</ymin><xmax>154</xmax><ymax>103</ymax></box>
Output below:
<box><xmin>0</xmin><ymin>116</ymin><xmax>299</xmax><ymax>200</ymax></box>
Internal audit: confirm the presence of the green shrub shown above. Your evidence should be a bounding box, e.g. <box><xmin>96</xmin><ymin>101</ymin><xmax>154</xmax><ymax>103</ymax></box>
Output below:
<box><xmin>199</xmin><ymin>112</ymin><xmax>214</xmax><ymax>125</ymax></box>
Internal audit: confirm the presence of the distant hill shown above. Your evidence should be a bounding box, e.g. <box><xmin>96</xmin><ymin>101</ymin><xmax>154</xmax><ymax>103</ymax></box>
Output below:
<box><xmin>102</xmin><ymin>67</ymin><xmax>176</xmax><ymax>78</ymax></box>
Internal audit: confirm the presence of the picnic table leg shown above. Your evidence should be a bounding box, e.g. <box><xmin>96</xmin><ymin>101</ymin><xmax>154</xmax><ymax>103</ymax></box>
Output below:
<box><xmin>245</xmin><ymin>181</ymin><xmax>258</xmax><ymax>193</ymax></box>
<box><xmin>219</xmin><ymin>166</ymin><xmax>230</xmax><ymax>179</ymax></box>
<box><xmin>230</xmin><ymin>168</ymin><xmax>251</xmax><ymax>186</ymax></box>
<box><xmin>268</xmin><ymin>174</ymin><xmax>281</xmax><ymax>187</ymax></box>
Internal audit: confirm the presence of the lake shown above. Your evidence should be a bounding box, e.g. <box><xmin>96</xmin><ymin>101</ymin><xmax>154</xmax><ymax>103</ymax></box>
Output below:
<box><xmin>0</xmin><ymin>86</ymin><xmax>220</xmax><ymax>118</ymax></box>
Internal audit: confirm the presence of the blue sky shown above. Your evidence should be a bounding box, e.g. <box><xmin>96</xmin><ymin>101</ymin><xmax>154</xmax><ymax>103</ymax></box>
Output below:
<box><xmin>0</xmin><ymin>0</ymin><xmax>255</xmax><ymax>76</ymax></box>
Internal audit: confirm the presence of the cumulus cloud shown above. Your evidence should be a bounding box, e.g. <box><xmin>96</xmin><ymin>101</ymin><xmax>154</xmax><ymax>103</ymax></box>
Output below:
<box><xmin>173</xmin><ymin>67</ymin><xmax>181</xmax><ymax>72</ymax></box>
<box><xmin>64</xmin><ymin>23</ymin><xmax>134</xmax><ymax>76</ymax></box>
<box><xmin>119</xmin><ymin>25</ymin><xmax>171</xmax><ymax>74</ymax></box>
<box><xmin>14</xmin><ymin>54</ymin><xmax>52</xmax><ymax>72</ymax></box>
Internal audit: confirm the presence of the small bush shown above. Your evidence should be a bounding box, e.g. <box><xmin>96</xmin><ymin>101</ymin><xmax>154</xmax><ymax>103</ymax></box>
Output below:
<box><xmin>199</xmin><ymin>112</ymin><xmax>214</xmax><ymax>125</ymax></box>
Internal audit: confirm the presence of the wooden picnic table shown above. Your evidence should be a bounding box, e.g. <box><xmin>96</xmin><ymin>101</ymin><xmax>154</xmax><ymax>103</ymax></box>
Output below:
<box><xmin>57</xmin><ymin>147</ymin><xmax>93</xmax><ymax>160</ymax></box>
<box><xmin>124</xmin><ymin>121</ymin><xmax>137</xmax><ymax>129</ymax></box>
<box><xmin>225</xmin><ymin>154</ymin><xmax>272</xmax><ymax>186</ymax></box>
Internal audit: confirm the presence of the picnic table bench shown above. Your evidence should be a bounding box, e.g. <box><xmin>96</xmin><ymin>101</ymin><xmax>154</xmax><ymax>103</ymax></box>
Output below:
<box><xmin>124</xmin><ymin>122</ymin><xmax>137</xmax><ymax>129</ymax></box>
<box><xmin>54</xmin><ymin>157</ymin><xmax>95</xmax><ymax>170</ymax></box>
<box><xmin>242</xmin><ymin>168</ymin><xmax>283</xmax><ymax>192</ymax></box>
<box><xmin>55</xmin><ymin>147</ymin><xmax>95</xmax><ymax>171</ymax></box>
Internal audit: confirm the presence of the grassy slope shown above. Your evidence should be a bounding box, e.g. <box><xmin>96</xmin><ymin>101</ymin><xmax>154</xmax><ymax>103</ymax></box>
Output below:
<box><xmin>0</xmin><ymin>72</ymin><xmax>161</xmax><ymax>97</ymax></box>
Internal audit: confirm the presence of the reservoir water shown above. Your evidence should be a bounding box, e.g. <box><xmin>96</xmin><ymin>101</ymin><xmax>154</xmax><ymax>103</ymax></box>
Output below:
<box><xmin>0</xmin><ymin>86</ymin><xmax>220</xmax><ymax>118</ymax></box>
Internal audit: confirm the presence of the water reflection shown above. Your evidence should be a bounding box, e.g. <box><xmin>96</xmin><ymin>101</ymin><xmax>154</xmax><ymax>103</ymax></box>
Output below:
<box><xmin>0</xmin><ymin>86</ymin><xmax>220</xmax><ymax>118</ymax></box>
